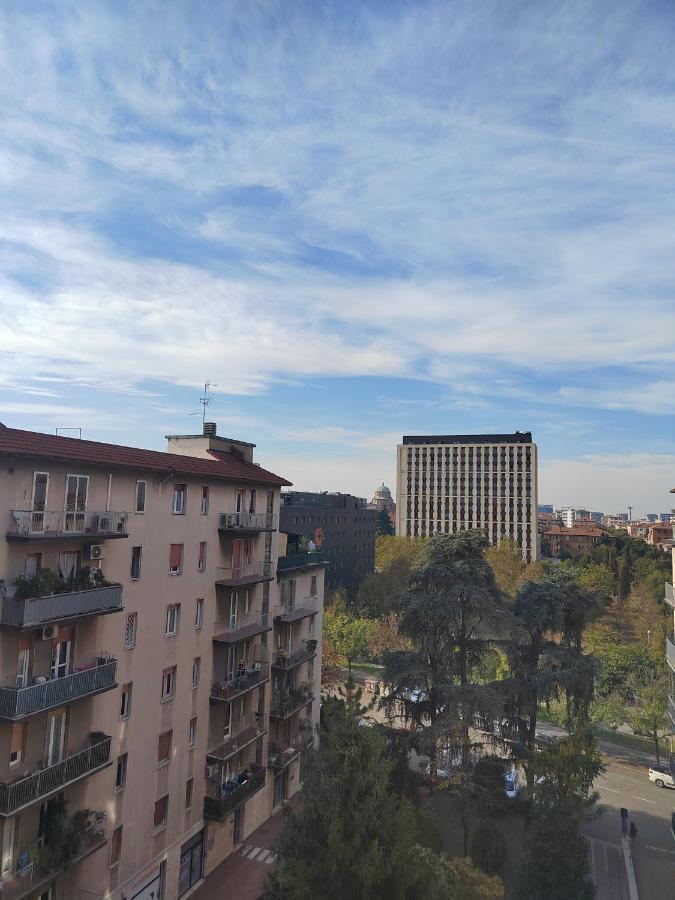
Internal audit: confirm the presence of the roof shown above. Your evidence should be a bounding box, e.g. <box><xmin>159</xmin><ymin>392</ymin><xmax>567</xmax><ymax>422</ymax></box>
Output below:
<box><xmin>0</xmin><ymin>426</ymin><xmax>291</xmax><ymax>486</ymax></box>
<box><xmin>401</xmin><ymin>432</ymin><xmax>533</xmax><ymax>446</ymax></box>
<box><xmin>544</xmin><ymin>526</ymin><xmax>605</xmax><ymax>537</ymax></box>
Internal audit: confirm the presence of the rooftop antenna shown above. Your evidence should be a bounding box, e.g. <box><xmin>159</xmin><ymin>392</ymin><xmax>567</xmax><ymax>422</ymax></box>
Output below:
<box><xmin>627</xmin><ymin>505</ymin><xmax>633</xmax><ymax>521</ymax></box>
<box><xmin>189</xmin><ymin>382</ymin><xmax>218</xmax><ymax>427</ymax></box>
<box><xmin>55</xmin><ymin>427</ymin><xmax>82</xmax><ymax>439</ymax></box>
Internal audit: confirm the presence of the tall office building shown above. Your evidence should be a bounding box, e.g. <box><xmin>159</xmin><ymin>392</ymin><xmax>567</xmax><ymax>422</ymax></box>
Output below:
<box><xmin>396</xmin><ymin>432</ymin><xmax>538</xmax><ymax>561</ymax></box>
<box><xmin>0</xmin><ymin>423</ymin><xmax>324</xmax><ymax>900</ymax></box>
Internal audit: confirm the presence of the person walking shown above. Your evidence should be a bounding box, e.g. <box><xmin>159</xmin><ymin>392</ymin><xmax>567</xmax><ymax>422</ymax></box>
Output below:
<box><xmin>629</xmin><ymin>821</ymin><xmax>637</xmax><ymax>841</ymax></box>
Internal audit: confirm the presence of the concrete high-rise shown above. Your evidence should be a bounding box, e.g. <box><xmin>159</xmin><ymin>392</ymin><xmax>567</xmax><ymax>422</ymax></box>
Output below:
<box><xmin>396</xmin><ymin>432</ymin><xmax>538</xmax><ymax>561</ymax></box>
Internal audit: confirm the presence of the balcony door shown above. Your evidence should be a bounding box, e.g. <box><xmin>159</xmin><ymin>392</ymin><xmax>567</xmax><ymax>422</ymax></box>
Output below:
<box><xmin>232</xmin><ymin>541</ymin><xmax>243</xmax><ymax>580</ymax></box>
<box><xmin>228</xmin><ymin>592</ymin><xmax>238</xmax><ymax>630</ymax></box>
<box><xmin>57</xmin><ymin>552</ymin><xmax>78</xmax><ymax>583</ymax></box>
<box><xmin>31</xmin><ymin>472</ymin><xmax>49</xmax><ymax>532</ymax></box>
<box><xmin>16</xmin><ymin>642</ymin><xmax>30</xmax><ymax>689</ymax></box>
<box><xmin>1</xmin><ymin>817</ymin><xmax>14</xmax><ymax>880</ymax></box>
<box><xmin>45</xmin><ymin>710</ymin><xmax>66</xmax><ymax>767</ymax></box>
<box><xmin>64</xmin><ymin>475</ymin><xmax>88</xmax><ymax>531</ymax></box>
<box><xmin>50</xmin><ymin>633</ymin><xmax>72</xmax><ymax>680</ymax></box>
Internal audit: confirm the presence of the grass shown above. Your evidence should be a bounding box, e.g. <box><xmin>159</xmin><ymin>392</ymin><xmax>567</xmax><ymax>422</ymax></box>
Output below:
<box><xmin>339</xmin><ymin>658</ymin><xmax>385</xmax><ymax>676</ymax></box>
<box><xmin>537</xmin><ymin>707</ymin><xmax>668</xmax><ymax>757</ymax></box>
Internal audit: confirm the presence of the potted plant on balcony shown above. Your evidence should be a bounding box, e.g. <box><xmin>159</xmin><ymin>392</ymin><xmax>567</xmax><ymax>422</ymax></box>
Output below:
<box><xmin>305</xmin><ymin>639</ymin><xmax>318</xmax><ymax>653</ymax></box>
<box><xmin>28</xmin><ymin>800</ymin><xmax>93</xmax><ymax>876</ymax></box>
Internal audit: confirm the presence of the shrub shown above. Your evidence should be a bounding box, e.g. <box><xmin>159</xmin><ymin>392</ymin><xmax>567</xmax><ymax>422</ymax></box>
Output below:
<box><xmin>471</xmin><ymin>819</ymin><xmax>508</xmax><ymax>875</ymax></box>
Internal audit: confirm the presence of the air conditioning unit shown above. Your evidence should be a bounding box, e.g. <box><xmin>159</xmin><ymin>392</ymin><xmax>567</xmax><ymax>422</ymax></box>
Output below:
<box><xmin>205</xmin><ymin>764</ymin><xmax>218</xmax><ymax>778</ymax></box>
<box><xmin>41</xmin><ymin>625</ymin><xmax>57</xmax><ymax>640</ymax></box>
<box><xmin>86</xmin><ymin>544</ymin><xmax>106</xmax><ymax>560</ymax></box>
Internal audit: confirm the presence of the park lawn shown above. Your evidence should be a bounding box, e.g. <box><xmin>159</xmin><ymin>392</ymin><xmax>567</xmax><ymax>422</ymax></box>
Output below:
<box><xmin>426</xmin><ymin>791</ymin><xmax>526</xmax><ymax>898</ymax></box>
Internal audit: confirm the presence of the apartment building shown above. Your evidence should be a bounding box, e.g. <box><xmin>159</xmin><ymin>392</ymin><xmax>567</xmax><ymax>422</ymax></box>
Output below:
<box><xmin>0</xmin><ymin>423</ymin><xmax>324</xmax><ymax>900</ymax></box>
<box><xmin>666</xmin><ymin>490</ymin><xmax>675</xmax><ymax>734</ymax></box>
<box><xmin>542</xmin><ymin>525</ymin><xmax>607</xmax><ymax>560</ymax></box>
<box><xmin>396</xmin><ymin>433</ymin><xmax>538</xmax><ymax>561</ymax></box>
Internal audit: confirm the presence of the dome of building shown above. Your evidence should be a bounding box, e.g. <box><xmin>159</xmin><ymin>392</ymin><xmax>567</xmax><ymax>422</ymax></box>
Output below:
<box><xmin>375</xmin><ymin>482</ymin><xmax>392</xmax><ymax>496</ymax></box>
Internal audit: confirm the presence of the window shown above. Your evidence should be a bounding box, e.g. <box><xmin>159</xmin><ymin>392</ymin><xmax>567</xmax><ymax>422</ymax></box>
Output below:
<box><xmin>310</xmin><ymin>575</ymin><xmax>317</xmax><ymax>597</ymax></box>
<box><xmin>308</xmin><ymin>657</ymin><xmax>315</xmax><ymax>683</ymax></box>
<box><xmin>10</xmin><ymin>723</ymin><xmax>24</xmax><ymax>765</ymax></box>
<box><xmin>120</xmin><ymin>683</ymin><xmax>132</xmax><ymax>718</ymax></box>
<box><xmin>165</xmin><ymin>604</ymin><xmax>180</xmax><ymax>637</ymax></box>
<box><xmin>157</xmin><ymin>730</ymin><xmax>173</xmax><ymax>765</ymax></box>
<box><xmin>111</xmin><ymin>825</ymin><xmax>122</xmax><ymax>867</ymax></box>
<box><xmin>135</xmin><ymin>480</ymin><xmax>146</xmax><ymax>513</ymax></box>
<box><xmin>154</xmin><ymin>795</ymin><xmax>169</xmax><ymax>831</ymax></box>
<box><xmin>200</xmin><ymin>486</ymin><xmax>209</xmax><ymax>515</ymax></box>
<box><xmin>198</xmin><ymin>541</ymin><xmax>207</xmax><ymax>573</ymax></box>
<box><xmin>192</xmin><ymin>657</ymin><xmax>201</xmax><ymax>688</ymax></box>
<box><xmin>188</xmin><ymin>717</ymin><xmax>197</xmax><ymax>749</ymax></box>
<box><xmin>130</xmin><ymin>546</ymin><xmax>142</xmax><ymax>580</ymax></box>
<box><xmin>173</xmin><ymin>484</ymin><xmax>186</xmax><ymax>514</ymax></box>
<box><xmin>249</xmin><ymin>489</ymin><xmax>256</xmax><ymax>513</ymax></box>
<box><xmin>309</xmin><ymin>615</ymin><xmax>316</xmax><ymax>637</ymax></box>
<box><xmin>161</xmin><ymin>667</ymin><xmax>176</xmax><ymax>701</ymax></box>
<box><xmin>195</xmin><ymin>597</ymin><xmax>204</xmax><ymax>629</ymax></box>
<box><xmin>169</xmin><ymin>543</ymin><xmax>184</xmax><ymax>575</ymax></box>
<box><xmin>185</xmin><ymin>777</ymin><xmax>194</xmax><ymax>810</ymax></box>
<box><xmin>125</xmin><ymin>612</ymin><xmax>138</xmax><ymax>650</ymax></box>
<box><xmin>115</xmin><ymin>753</ymin><xmax>128</xmax><ymax>791</ymax></box>
<box><xmin>244</xmin><ymin>589</ymin><xmax>252</xmax><ymax>615</ymax></box>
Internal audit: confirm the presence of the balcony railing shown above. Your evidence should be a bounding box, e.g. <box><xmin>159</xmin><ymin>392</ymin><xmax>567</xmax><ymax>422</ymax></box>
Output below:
<box><xmin>7</xmin><ymin>510</ymin><xmax>128</xmax><ymax>540</ymax></box>
<box><xmin>219</xmin><ymin>512</ymin><xmax>277</xmax><ymax>532</ymax></box>
<box><xmin>665</xmin><ymin>582</ymin><xmax>674</xmax><ymax>609</ymax></box>
<box><xmin>204</xmin><ymin>767</ymin><xmax>266</xmax><ymax>821</ymax></box>
<box><xmin>215</xmin><ymin>561</ymin><xmax>273</xmax><ymax>587</ymax></box>
<box><xmin>0</xmin><ymin>733</ymin><xmax>111</xmax><ymax>817</ymax></box>
<box><xmin>211</xmin><ymin>650</ymin><xmax>270</xmax><ymax>702</ymax></box>
<box><xmin>273</xmin><ymin>596</ymin><xmax>319</xmax><ymax>623</ymax></box>
<box><xmin>0</xmin><ymin>659</ymin><xmax>117</xmax><ymax>720</ymax></box>
<box><xmin>0</xmin><ymin>584</ymin><xmax>123</xmax><ymax>628</ymax></box>
<box><xmin>207</xmin><ymin>713</ymin><xmax>268</xmax><ymax>763</ymax></box>
<box><xmin>667</xmin><ymin>635</ymin><xmax>675</xmax><ymax>673</ymax></box>
<box><xmin>268</xmin><ymin>745</ymin><xmax>301</xmax><ymax>770</ymax></box>
<box><xmin>213</xmin><ymin>609</ymin><xmax>270</xmax><ymax>644</ymax></box>
<box><xmin>270</xmin><ymin>687</ymin><xmax>314</xmax><ymax>720</ymax></box>
<box><xmin>272</xmin><ymin>639</ymin><xmax>318</xmax><ymax>670</ymax></box>
<box><xmin>668</xmin><ymin>694</ymin><xmax>675</xmax><ymax>731</ymax></box>
<box><xmin>277</xmin><ymin>551</ymin><xmax>329</xmax><ymax>573</ymax></box>
<box><xmin>0</xmin><ymin>811</ymin><xmax>107</xmax><ymax>900</ymax></box>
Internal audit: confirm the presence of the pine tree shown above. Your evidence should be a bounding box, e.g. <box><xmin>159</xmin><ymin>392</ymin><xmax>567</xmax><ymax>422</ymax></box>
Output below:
<box><xmin>376</xmin><ymin>506</ymin><xmax>395</xmax><ymax>536</ymax></box>
<box><xmin>618</xmin><ymin>551</ymin><xmax>631</xmax><ymax>602</ymax></box>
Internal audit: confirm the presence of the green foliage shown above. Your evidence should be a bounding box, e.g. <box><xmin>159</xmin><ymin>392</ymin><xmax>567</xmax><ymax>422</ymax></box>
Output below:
<box><xmin>472</xmin><ymin>757</ymin><xmax>508</xmax><ymax>817</ymax></box>
<box><xmin>471</xmin><ymin>820</ymin><xmax>508</xmax><ymax>875</ymax></box>
<box><xmin>577</xmin><ymin>562</ymin><xmax>615</xmax><ymax>601</ymax></box>
<box><xmin>27</xmin><ymin>799</ymin><xmax>93</xmax><ymax>874</ymax></box>
<box><xmin>624</xmin><ymin>671</ymin><xmax>670</xmax><ymax>764</ymax></box>
<box><xmin>376</xmin><ymin>506</ymin><xmax>395</xmax><ymax>536</ymax></box>
<box><xmin>584</xmin><ymin>627</ymin><xmax>661</xmax><ymax>700</ymax></box>
<box><xmin>322</xmin><ymin>602</ymin><xmax>371</xmax><ymax>662</ymax></box>
<box><xmin>13</xmin><ymin>566</ymin><xmax>106</xmax><ymax>601</ymax></box>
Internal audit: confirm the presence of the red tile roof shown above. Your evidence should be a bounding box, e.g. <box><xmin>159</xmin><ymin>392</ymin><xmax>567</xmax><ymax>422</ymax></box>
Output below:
<box><xmin>544</xmin><ymin>526</ymin><xmax>605</xmax><ymax>538</ymax></box>
<box><xmin>0</xmin><ymin>426</ymin><xmax>291</xmax><ymax>486</ymax></box>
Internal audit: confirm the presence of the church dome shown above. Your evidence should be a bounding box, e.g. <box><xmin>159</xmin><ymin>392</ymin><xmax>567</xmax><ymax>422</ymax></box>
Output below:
<box><xmin>375</xmin><ymin>482</ymin><xmax>391</xmax><ymax>496</ymax></box>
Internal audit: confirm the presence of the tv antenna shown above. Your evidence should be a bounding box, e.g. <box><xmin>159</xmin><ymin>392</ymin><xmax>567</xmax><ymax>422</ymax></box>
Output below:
<box><xmin>189</xmin><ymin>382</ymin><xmax>218</xmax><ymax>427</ymax></box>
<box><xmin>627</xmin><ymin>505</ymin><xmax>633</xmax><ymax>521</ymax></box>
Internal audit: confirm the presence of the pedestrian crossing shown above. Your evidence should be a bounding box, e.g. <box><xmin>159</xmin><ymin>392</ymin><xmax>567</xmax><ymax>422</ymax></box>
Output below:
<box><xmin>239</xmin><ymin>845</ymin><xmax>277</xmax><ymax>865</ymax></box>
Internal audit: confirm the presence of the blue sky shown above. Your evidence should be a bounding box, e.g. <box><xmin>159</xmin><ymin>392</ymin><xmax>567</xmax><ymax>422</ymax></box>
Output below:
<box><xmin>1</xmin><ymin>1</ymin><xmax>674</xmax><ymax>514</ymax></box>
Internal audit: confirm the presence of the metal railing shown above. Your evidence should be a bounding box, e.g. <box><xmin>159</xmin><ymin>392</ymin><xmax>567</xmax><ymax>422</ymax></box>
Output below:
<box><xmin>211</xmin><ymin>650</ymin><xmax>270</xmax><ymax>701</ymax></box>
<box><xmin>219</xmin><ymin>512</ymin><xmax>277</xmax><ymax>531</ymax></box>
<box><xmin>665</xmin><ymin>582</ymin><xmax>674</xmax><ymax>609</ymax></box>
<box><xmin>215</xmin><ymin>561</ymin><xmax>273</xmax><ymax>586</ymax></box>
<box><xmin>277</xmin><ymin>551</ymin><xmax>329</xmax><ymax>572</ymax></box>
<box><xmin>7</xmin><ymin>510</ymin><xmax>128</xmax><ymax>539</ymax></box>
<box><xmin>272</xmin><ymin>639</ymin><xmax>318</xmax><ymax>669</ymax></box>
<box><xmin>270</xmin><ymin>687</ymin><xmax>314</xmax><ymax>720</ymax></box>
<box><xmin>207</xmin><ymin>713</ymin><xmax>267</xmax><ymax>762</ymax></box>
<box><xmin>667</xmin><ymin>635</ymin><xmax>675</xmax><ymax>672</ymax></box>
<box><xmin>268</xmin><ymin>745</ymin><xmax>301</xmax><ymax>770</ymax></box>
<box><xmin>214</xmin><ymin>608</ymin><xmax>270</xmax><ymax>638</ymax></box>
<box><xmin>0</xmin><ymin>584</ymin><xmax>123</xmax><ymax>627</ymax></box>
<box><xmin>273</xmin><ymin>596</ymin><xmax>319</xmax><ymax>622</ymax></box>
<box><xmin>204</xmin><ymin>767</ymin><xmax>266</xmax><ymax>821</ymax></box>
<box><xmin>0</xmin><ymin>734</ymin><xmax>111</xmax><ymax>817</ymax></box>
<box><xmin>0</xmin><ymin>660</ymin><xmax>117</xmax><ymax>720</ymax></box>
<box><xmin>668</xmin><ymin>694</ymin><xmax>675</xmax><ymax>731</ymax></box>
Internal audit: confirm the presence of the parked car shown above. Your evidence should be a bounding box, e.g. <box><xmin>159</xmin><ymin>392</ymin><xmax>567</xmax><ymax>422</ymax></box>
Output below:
<box><xmin>504</xmin><ymin>765</ymin><xmax>520</xmax><ymax>798</ymax></box>
<box><xmin>649</xmin><ymin>766</ymin><xmax>675</xmax><ymax>789</ymax></box>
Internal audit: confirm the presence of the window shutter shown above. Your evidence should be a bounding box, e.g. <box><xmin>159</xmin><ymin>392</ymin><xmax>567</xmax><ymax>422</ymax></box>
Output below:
<box><xmin>170</xmin><ymin>544</ymin><xmax>182</xmax><ymax>568</ymax></box>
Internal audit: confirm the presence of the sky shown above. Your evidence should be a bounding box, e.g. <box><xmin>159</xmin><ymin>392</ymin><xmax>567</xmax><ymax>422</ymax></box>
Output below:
<box><xmin>1</xmin><ymin>0</ymin><xmax>674</xmax><ymax>516</ymax></box>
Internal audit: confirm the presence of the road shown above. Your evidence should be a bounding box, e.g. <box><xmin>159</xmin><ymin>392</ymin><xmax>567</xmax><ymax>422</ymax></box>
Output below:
<box><xmin>537</xmin><ymin>722</ymin><xmax>675</xmax><ymax>899</ymax></box>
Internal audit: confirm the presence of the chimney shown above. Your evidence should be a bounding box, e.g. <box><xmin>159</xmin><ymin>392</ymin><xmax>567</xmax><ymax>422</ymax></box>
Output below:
<box><xmin>203</xmin><ymin>422</ymin><xmax>217</xmax><ymax>437</ymax></box>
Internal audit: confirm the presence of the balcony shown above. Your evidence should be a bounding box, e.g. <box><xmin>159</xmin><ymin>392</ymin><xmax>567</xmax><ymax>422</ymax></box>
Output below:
<box><xmin>207</xmin><ymin>713</ymin><xmax>268</xmax><ymax>764</ymax></box>
<box><xmin>665</xmin><ymin>582</ymin><xmax>674</xmax><ymax>609</ymax></box>
<box><xmin>0</xmin><ymin>659</ymin><xmax>117</xmax><ymax>721</ymax></box>
<box><xmin>267</xmin><ymin>744</ymin><xmax>301</xmax><ymax>771</ymax></box>
<box><xmin>211</xmin><ymin>649</ymin><xmax>270</xmax><ymax>702</ymax></box>
<box><xmin>272</xmin><ymin>639</ymin><xmax>318</xmax><ymax>670</ymax></box>
<box><xmin>219</xmin><ymin>512</ymin><xmax>277</xmax><ymax>533</ymax></box>
<box><xmin>668</xmin><ymin>695</ymin><xmax>675</xmax><ymax>731</ymax></box>
<box><xmin>273</xmin><ymin>596</ymin><xmax>319</xmax><ymax>624</ymax></box>
<box><xmin>215</xmin><ymin>561</ymin><xmax>273</xmax><ymax>588</ymax></box>
<box><xmin>667</xmin><ymin>635</ymin><xmax>675</xmax><ymax>673</ymax></box>
<box><xmin>213</xmin><ymin>610</ymin><xmax>270</xmax><ymax>644</ymax></box>
<box><xmin>7</xmin><ymin>510</ymin><xmax>128</xmax><ymax>541</ymax></box>
<box><xmin>0</xmin><ymin>733</ymin><xmax>112</xmax><ymax>817</ymax></box>
<box><xmin>0</xmin><ymin>811</ymin><xmax>107</xmax><ymax>900</ymax></box>
<box><xmin>0</xmin><ymin>584</ymin><xmax>123</xmax><ymax>628</ymax></box>
<box><xmin>270</xmin><ymin>686</ymin><xmax>314</xmax><ymax>720</ymax></box>
<box><xmin>204</xmin><ymin>767</ymin><xmax>266</xmax><ymax>821</ymax></box>
<box><xmin>277</xmin><ymin>551</ymin><xmax>329</xmax><ymax>573</ymax></box>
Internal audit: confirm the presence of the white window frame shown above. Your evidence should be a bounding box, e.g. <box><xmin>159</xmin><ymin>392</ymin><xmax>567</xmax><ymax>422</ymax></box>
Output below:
<box><xmin>195</xmin><ymin>597</ymin><xmax>204</xmax><ymax>629</ymax></box>
<box><xmin>31</xmin><ymin>471</ymin><xmax>49</xmax><ymax>511</ymax></box>
<box><xmin>188</xmin><ymin>717</ymin><xmax>197</xmax><ymax>749</ymax></box>
<box><xmin>125</xmin><ymin>613</ymin><xmax>137</xmax><ymax>650</ymax></box>
<box><xmin>115</xmin><ymin>753</ymin><xmax>128</xmax><ymax>792</ymax></box>
<box><xmin>192</xmin><ymin>657</ymin><xmax>201</xmax><ymax>689</ymax></box>
<box><xmin>169</xmin><ymin>544</ymin><xmax>183</xmax><ymax>575</ymax></box>
<box><xmin>161</xmin><ymin>667</ymin><xmax>176</xmax><ymax>701</ymax></box>
<box><xmin>120</xmin><ymin>683</ymin><xmax>132</xmax><ymax>719</ymax></box>
<box><xmin>130</xmin><ymin>546</ymin><xmax>142</xmax><ymax>581</ymax></box>
<box><xmin>200</xmin><ymin>486</ymin><xmax>209</xmax><ymax>515</ymax></box>
<box><xmin>165</xmin><ymin>605</ymin><xmax>180</xmax><ymax>638</ymax></box>
<box><xmin>198</xmin><ymin>541</ymin><xmax>207</xmax><ymax>573</ymax></box>
<box><xmin>173</xmin><ymin>484</ymin><xmax>186</xmax><ymax>515</ymax></box>
<box><xmin>135</xmin><ymin>480</ymin><xmax>146</xmax><ymax>514</ymax></box>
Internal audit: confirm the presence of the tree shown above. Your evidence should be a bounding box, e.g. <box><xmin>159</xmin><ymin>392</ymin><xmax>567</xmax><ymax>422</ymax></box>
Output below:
<box><xmin>618</xmin><ymin>552</ymin><xmax>631</xmax><ymax>602</ymax></box>
<box><xmin>577</xmin><ymin>562</ymin><xmax>615</xmax><ymax>601</ymax></box>
<box><xmin>471</xmin><ymin>820</ymin><xmax>507</xmax><ymax>875</ymax></box>
<box><xmin>376</xmin><ymin>506</ymin><xmax>395</xmax><ymax>536</ymax></box>
<box><xmin>625</xmin><ymin>671</ymin><xmax>669</xmax><ymax>764</ymax></box>
<box><xmin>484</xmin><ymin>540</ymin><xmax>526</xmax><ymax>598</ymax></box>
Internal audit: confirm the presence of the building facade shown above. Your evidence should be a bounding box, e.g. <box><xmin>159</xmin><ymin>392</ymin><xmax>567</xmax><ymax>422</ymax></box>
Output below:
<box><xmin>368</xmin><ymin>483</ymin><xmax>396</xmax><ymax>525</ymax></box>
<box><xmin>541</xmin><ymin>524</ymin><xmax>607</xmax><ymax>560</ymax></box>
<box><xmin>279</xmin><ymin>492</ymin><xmax>376</xmax><ymax>594</ymax></box>
<box><xmin>0</xmin><ymin>424</ymin><xmax>324</xmax><ymax>900</ymax></box>
<box><xmin>396</xmin><ymin>432</ymin><xmax>538</xmax><ymax>561</ymax></box>
<box><xmin>665</xmin><ymin>491</ymin><xmax>675</xmax><ymax>735</ymax></box>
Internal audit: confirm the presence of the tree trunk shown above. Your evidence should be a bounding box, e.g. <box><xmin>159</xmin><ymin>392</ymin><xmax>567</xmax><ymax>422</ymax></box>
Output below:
<box><xmin>654</xmin><ymin>730</ymin><xmax>660</xmax><ymax>766</ymax></box>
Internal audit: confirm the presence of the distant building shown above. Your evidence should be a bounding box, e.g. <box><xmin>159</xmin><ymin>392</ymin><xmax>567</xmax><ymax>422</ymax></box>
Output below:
<box><xmin>603</xmin><ymin>513</ymin><xmax>629</xmax><ymax>528</ymax></box>
<box><xmin>280</xmin><ymin>492</ymin><xmax>377</xmax><ymax>594</ymax></box>
<box><xmin>646</xmin><ymin>513</ymin><xmax>659</xmax><ymax>522</ymax></box>
<box><xmin>665</xmin><ymin>488</ymin><xmax>675</xmax><ymax>732</ymax></box>
<box><xmin>396</xmin><ymin>432</ymin><xmax>538</xmax><ymax>561</ymax></box>
<box><xmin>538</xmin><ymin>504</ymin><xmax>554</xmax><ymax>514</ymax></box>
<box><xmin>369</xmin><ymin>482</ymin><xmax>396</xmax><ymax>524</ymax></box>
<box><xmin>543</xmin><ymin>524</ymin><xmax>608</xmax><ymax>560</ymax></box>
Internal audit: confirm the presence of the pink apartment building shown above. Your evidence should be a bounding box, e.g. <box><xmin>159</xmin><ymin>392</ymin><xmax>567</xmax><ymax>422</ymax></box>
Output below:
<box><xmin>0</xmin><ymin>423</ymin><xmax>325</xmax><ymax>900</ymax></box>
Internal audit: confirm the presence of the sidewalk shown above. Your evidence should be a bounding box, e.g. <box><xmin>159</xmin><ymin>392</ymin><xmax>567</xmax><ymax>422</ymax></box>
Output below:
<box><xmin>194</xmin><ymin>796</ymin><xmax>299</xmax><ymax>900</ymax></box>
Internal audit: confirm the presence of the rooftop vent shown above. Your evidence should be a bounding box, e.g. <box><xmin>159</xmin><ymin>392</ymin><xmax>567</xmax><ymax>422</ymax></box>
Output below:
<box><xmin>203</xmin><ymin>422</ymin><xmax>217</xmax><ymax>437</ymax></box>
